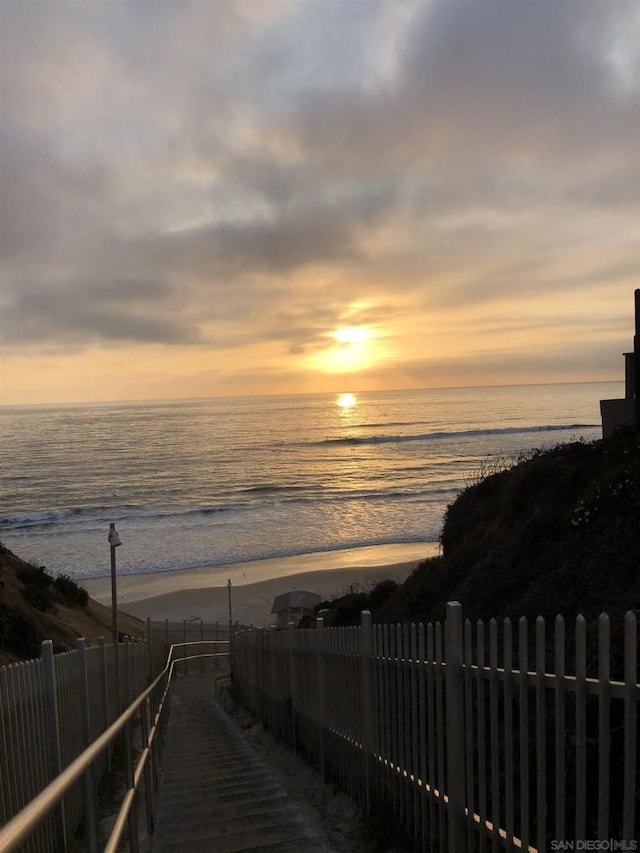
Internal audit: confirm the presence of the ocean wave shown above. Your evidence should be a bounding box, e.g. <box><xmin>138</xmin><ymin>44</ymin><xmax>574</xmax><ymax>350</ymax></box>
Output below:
<box><xmin>238</xmin><ymin>484</ymin><xmax>311</xmax><ymax>495</ymax></box>
<box><xmin>315</xmin><ymin>423</ymin><xmax>597</xmax><ymax>447</ymax></box>
<box><xmin>0</xmin><ymin>484</ymin><xmax>458</xmax><ymax>534</ymax></box>
<box><xmin>0</xmin><ymin>502</ymin><xmax>241</xmax><ymax>531</ymax></box>
<box><xmin>0</xmin><ymin>508</ymin><xmax>81</xmax><ymax>529</ymax></box>
<box><xmin>0</xmin><ymin>504</ymin><xmax>145</xmax><ymax>530</ymax></box>
<box><xmin>75</xmin><ymin>536</ymin><xmax>441</xmax><ymax>580</ymax></box>
<box><xmin>355</xmin><ymin>419</ymin><xmax>433</xmax><ymax>429</ymax></box>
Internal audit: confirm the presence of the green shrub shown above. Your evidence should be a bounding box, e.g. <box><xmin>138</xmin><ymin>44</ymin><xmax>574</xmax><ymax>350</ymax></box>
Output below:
<box><xmin>16</xmin><ymin>563</ymin><xmax>53</xmax><ymax>589</ymax></box>
<box><xmin>0</xmin><ymin>603</ymin><xmax>39</xmax><ymax>658</ymax></box>
<box><xmin>54</xmin><ymin>574</ymin><xmax>89</xmax><ymax>607</ymax></box>
<box><xmin>16</xmin><ymin>564</ymin><xmax>55</xmax><ymax>611</ymax></box>
<box><xmin>367</xmin><ymin>579</ymin><xmax>399</xmax><ymax>611</ymax></box>
<box><xmin>14</xmin><ymin>562</ymin><xmax>89</xmax><ymax>610</ymax></box>
<box><xmin>20</xmin><ymin>584</ymin><xmax>53</xmax><ymax>612</ymax></box>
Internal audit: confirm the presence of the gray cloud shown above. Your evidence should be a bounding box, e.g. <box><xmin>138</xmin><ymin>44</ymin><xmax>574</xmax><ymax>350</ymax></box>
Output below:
<box><xmin>366</xmin><ymin>340</ymin><xmax>626</xmax><ymax>392</ymax></box>
<box><xmin>1</xmin><ymin>278</ymin><xmax>200</xmax><ymax>348</ymax></box>
<box><xmin>1</xmin><ymin>0</ymin><xmax>638</xmax><ymax>373</ymax></box>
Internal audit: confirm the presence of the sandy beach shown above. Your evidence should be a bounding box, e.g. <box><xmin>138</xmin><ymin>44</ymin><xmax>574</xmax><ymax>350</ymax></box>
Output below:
<box><xmin>83</xmin><ymin>542</ymin><xmax>439</xmax><ymax>627</ymax></box>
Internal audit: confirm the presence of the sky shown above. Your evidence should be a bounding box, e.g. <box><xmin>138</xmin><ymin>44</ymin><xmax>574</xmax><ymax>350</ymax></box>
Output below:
<box><xmin>1</xmin><ymin>0</ymin><xmax>638</xmax><ymax>405</ymax></box>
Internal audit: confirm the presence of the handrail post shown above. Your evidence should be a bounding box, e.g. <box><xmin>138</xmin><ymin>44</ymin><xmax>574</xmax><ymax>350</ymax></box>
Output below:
<box><xmin>77</xmin><ymin>639</ymin><xmax>99</xmax><ymax>853</ymax></box>
<box><xmin>41</xmin><ymin>641</ymin><xmax>67</xmax><ymax>850</ymax></box>
<box><xmin>360</xmin><ymin>610</ymin><xmax>375</xmax><ymax>815</ymax></box>
<box><xmin>445</xmin><ymin>602</ymin><xmax>466</xmax><ymax>853</ymax></box>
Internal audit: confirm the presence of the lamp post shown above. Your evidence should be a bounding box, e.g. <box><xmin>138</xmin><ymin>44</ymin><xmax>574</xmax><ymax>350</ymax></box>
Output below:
<box><xmin>108</xmin><ymin>523</ymin><xmax>122</xmax><ymax>710</ymax></box>
<box><xmin>634</xmin><ymin>288</ymin><xmax>640</xmax><ymax>431</ymax></box>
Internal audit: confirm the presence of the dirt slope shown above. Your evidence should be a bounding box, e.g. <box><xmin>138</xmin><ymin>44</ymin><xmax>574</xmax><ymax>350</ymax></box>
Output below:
<box><xmin>0</xmin><ymin>543</ymin><xmax>143</xmax><ymax>665</ymax></box>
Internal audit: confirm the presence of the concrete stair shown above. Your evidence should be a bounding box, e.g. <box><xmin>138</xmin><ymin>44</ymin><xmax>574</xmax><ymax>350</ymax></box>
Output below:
<box><xmin>152</xmin><ymin>674</ymin><xmax>332</xmax><ymax>852</ymax></box>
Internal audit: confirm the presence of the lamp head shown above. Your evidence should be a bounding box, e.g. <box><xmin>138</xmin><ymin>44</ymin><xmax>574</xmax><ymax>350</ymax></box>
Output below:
<box><xmin>108</xmin><ymin>523</ymin><xmax>122</xmax><ymax>548</ymax></box>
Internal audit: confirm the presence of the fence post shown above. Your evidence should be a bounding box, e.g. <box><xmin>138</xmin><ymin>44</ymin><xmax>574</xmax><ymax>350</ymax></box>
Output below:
<box><xmin>0</xmin><ymin>680</ymin><xmax>9</xmax><ymax>827</ymax></box>
<box><xmin>182</xmin><ymin>619</ymin><xmax>188</xmax><ymax>676</ymax></box>
<box><xmin>41</xmin><ymin>641</ymin><xmax>67</xmax><ymax>850</ymax></box>
<box><xmin>97</xmin><ymin>635</ymin><xmax>112</xmax><ymax>770</ymax></box>
<box><xmin>316</xmin><ymin>616</ymin><xmax>326</xmax><ymax>781</ymax></box>
<box><xmin>77</xmin><ymin>639</ymin><xmax>99</xmax><ymax>853</ymax></box>
<box><xmin>97</xmin><ymin>636</ymin><xmax>109</xmax><ymax>726</ymax></box>
<box><xmin>250</xmin><ymin>630</ymin><xmax>258</xmax><ymax>711</ymax></box>
<box><xmin>361</xmin><ymin>611</ymin><xmax>375</xmax><ymax>815</ymax></box>
<box><xmin>445</xmin><ymin>602</ymin><xmax>466</xmax><ymax>853</ymax></box>
<box><xmin>139</xmin><ymin>699</ymin><xmax>154</xmax><ymax>839</ymax></box>
<box><xmin>268</xmin><ymin>631</ymin><xmax>278</xmax><ymax>733</ymax></box>
<box><xmin>125</xmin><ymin>712</ymin><xmax>139</xmax><ymax>853</ymax></box>
<box><xmin>622</xmin><ymin>611</ymin><xmax>637</xmax><ymax>841</ymax></box>
<box><xmin>146</xmin><ymin>618</ymin><xmax>153</xmax><ymax>681</ymax></box>
<box><xmin>121</xmin><ymin>636</ymin><xmax>128</xmax><ymax>709</ymax></box>
<box><xmin>288</xmin><ymin>627</ymin><xmax>297</xmax><ymax>753</ymax></box>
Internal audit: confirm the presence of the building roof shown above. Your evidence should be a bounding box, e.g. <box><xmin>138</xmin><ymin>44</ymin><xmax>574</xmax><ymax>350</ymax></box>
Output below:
<box><xmin>271</xmin><ymin>590</ymin><xmax>321</xmax><ymax>614</ymax></box>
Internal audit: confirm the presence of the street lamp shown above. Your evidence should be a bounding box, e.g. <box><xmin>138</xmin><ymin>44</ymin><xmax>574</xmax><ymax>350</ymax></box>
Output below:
<box><xmin>108</xmin><ymin>523</ymin><xmax>122</xmax><ymax>644</ymax></box>
<box><xmin>108</xmin><ymin>523</ymin><xmax>122</xmax><ymax>710</ymax></box>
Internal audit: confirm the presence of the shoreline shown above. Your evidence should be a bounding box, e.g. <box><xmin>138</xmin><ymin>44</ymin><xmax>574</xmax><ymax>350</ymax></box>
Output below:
<box><xmin>83</xmin><ymin>542</ymin><xmax>440</xmax><ymax>627</ymax></box>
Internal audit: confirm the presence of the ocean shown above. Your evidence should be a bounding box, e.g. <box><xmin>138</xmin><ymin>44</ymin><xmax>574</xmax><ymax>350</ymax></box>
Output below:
<box><xmin>0</xmin><ymin>382</ymin><xmax>617</xmax><ymax>583</ymax></box>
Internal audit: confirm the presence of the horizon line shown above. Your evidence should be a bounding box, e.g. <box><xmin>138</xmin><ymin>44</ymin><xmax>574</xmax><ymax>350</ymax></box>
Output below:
<box><xmin>0</xmin><ymin>377</ymin><xmax>623</xmax><ymax>410</ymax></box>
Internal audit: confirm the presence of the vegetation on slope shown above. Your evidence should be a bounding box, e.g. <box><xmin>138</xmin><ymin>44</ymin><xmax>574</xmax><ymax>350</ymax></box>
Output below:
<box><xmin>317</xmin><ymin>428</ymin><xmax>640</xmax><ymax>649</ymax></box>
<box><xmin>0</xmin><ymin>543</ymin><xmax>143</xmax><ymax>664</ymax></box>
<box><xmin>381</xmin><ymin>428</ymin><xmax>639</xmax><ymax>626</ymax></box>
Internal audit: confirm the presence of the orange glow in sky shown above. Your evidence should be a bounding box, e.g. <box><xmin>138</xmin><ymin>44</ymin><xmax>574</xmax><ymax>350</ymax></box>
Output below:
<box><xmin>0</xmin><ymin>2</ymin><xmax>637</xmax><ymax>405</ymax></box>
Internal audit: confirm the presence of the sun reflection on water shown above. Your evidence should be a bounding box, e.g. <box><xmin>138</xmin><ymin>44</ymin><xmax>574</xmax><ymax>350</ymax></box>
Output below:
<box><xmin>336</xmin><ymin>393</ymin><xmax>357</xmax><ymax>409</ymax></box>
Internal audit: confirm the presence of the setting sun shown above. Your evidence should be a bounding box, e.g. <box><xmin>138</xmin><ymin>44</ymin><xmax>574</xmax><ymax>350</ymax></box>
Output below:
<box><xmin>332</xmin><ymin>327</ymin><xmax>370</xmax><ymax>345</ymax></box>
<box><xmin>306</xmin><ymin>325</ymin><xmax>378</xmax><ymax>375</ymax></box>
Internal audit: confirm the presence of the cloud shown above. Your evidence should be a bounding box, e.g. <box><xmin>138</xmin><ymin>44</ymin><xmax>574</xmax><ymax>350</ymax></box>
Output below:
<box><xmin>0</xmin><ymin>0</ymin><xmax>637</xmax><ymax>400</ymax></box>
<box><xmin>1</xmin><ymin>278</ymin><xmax>200</xmax><ymax>348</ymax></box>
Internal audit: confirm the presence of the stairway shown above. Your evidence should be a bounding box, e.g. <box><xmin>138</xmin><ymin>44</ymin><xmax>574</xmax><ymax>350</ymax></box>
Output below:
<box><xmin>152</xmin><ymin>674</ymin><xmax>333</xmax><ymax>852</ymax></box>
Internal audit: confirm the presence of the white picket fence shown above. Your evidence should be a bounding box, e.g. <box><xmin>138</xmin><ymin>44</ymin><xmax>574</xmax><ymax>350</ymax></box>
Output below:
<box><xmin>0</xmin><ymin>619</ymin><xmax>230</xmax><ymax>852</ymax></box>
<box><xmin>232</xmin><ymin>603</ymin><xmax>639</xmax><ymax>852</ymax></box>
<box><xmin>147</xmin><ymin>618</ymin><xmax>233</xmax><ymax>677</ymax></box>
<box><xmin>0</xmin><ymin>638</ymin><xmax>148</xmax><ymax>852</ymax></box>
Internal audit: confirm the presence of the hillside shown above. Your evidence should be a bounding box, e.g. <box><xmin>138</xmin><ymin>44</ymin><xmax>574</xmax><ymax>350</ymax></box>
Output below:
<box><xmin>0</xmin><ymin>543</ymin><xmax>143</xmax><ymax>665</ymax></box>
<box><xmin>381</xmin><ymin>427</ymin><xmax>639</xmax><ymax>625</ymax></box>
<box><xmin>319</xmin><ymin>428</ymin><xmax>639</xmax><ymax>650</ymax></box>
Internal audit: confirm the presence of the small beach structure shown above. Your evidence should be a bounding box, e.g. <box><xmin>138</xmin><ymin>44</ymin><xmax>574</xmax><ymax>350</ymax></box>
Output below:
<box><xmin>600</xmin><ymin>288</ymin><xmax>640</xmax><ymax>438</ymax></box>
<box><xmin>271</xmin><ymin>589</ymin><xmax>321</xmax><ymax>628</ymax></box>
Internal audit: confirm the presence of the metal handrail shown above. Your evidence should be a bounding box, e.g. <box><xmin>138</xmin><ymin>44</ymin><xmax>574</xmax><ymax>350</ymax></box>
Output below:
<box><xmin>0</xmin><ymin>639</ymin><xmax>230</xmax><ymax>853</ymax></box>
